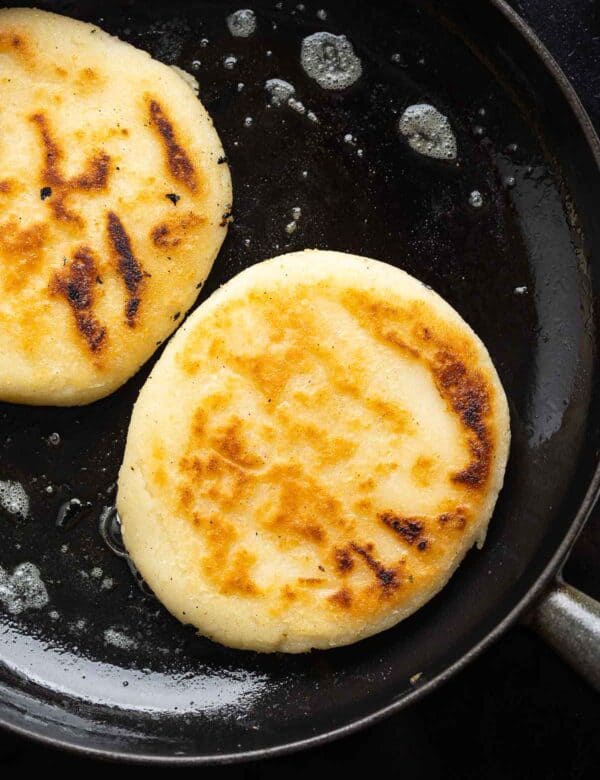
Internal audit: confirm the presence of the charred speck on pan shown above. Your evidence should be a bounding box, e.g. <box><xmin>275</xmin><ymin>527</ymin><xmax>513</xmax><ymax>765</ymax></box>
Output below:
<box><xmin>50</xmin><ymin>247</ymin><xmax>106</xmax><ymax>352</ymax></box>
<box><xmin>148</xmin><ymin>99</ymin><xmax>198</xmax><ymax>191</ymax></box>
<box><xmin>30</xmin><ymin>112</ymin><xmax>111</xmax><ymax>226</ymax></box>
<box><xmin>107</xmin><ymin>211</ymin><xmax>145</xmax><ymax>327</ymax></box>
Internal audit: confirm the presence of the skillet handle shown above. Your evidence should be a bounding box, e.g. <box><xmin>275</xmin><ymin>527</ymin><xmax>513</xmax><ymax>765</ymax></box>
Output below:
<box><xmin>528</xmin><ymin>580</ymin><xmax>600</xmax><ymax>691</ymax></box>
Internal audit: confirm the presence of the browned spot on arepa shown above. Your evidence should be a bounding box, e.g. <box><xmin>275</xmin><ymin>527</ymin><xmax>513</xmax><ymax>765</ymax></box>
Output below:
<box><xmin>106</xmin><ymin>211</ymin><xmax>146</xmax><ymax>326</ymax></box>
<box><xmin>50</xmin><ymin>247</ymin><xmax>106</xmax><ymax>354</ymax></box>
<box><xmin>148</xmin><ymin>98</ymin><xmax>199</xmax><ymax>192</ymax></box>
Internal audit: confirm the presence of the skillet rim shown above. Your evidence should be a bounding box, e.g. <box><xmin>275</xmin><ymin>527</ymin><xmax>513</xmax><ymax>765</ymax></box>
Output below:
<box><xmin>0</xmin><ymin>0</ymin><xmax>599</xmax><ymax>764</ymax></box>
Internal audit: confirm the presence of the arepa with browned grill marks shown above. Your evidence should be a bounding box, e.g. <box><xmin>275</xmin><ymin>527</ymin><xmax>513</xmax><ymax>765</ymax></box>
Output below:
<box><xmin>0</xmin><ymin>7</ymin><xmax>231</xmax><ymax>405</ymax></box>
<box><xmin>117</xmin><ymin>250</ymin><xmax>510</xmax><ymax>653</ymax></box>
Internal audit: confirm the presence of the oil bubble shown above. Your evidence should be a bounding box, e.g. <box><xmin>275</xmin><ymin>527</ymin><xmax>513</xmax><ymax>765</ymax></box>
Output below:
<box><xmin>0</xmin><ymin>562</ymin><xmax>49</xmax><ymax>614</ymax></box>
<box><xmin>469</xmin><ymin>190</ymin><xmax>483</xmax><ymax>208</ymax></box>
<box><xmin>265</xmin><ymin>78</ymin><xmax>295</xmax><ymax>106</ymax></box>
<box><xmin>0</xmin><ymin>480</ymin><xmax>30</xmax><ymax>519</ymax></box>
<box><xmin>399</xmin><ymin>104</ymin><xmax>457</xmax><ymax>160</ymax></box>
<box><xmin>226</xmin><ymin>9</ymin><xmax>257</xmax><ymax>38</ymax></box>
<box><xmin>288</xmin><ymin>97</ymin><xmax>306</xmax><ymax>114</ymax></box>
<box><xmin>104</xmin><ymin>628</ymin><xmax>138</xmax><ymax>651</ymax></box>
<box><xmin>301</xmin><ymin>32</ymin><xmax>362</xmax><ymax>90</ymax></box>
<box><xmin>56</xmin><ymin>497</ymin><xmax>92</xmax><ymax>530</ymax></box>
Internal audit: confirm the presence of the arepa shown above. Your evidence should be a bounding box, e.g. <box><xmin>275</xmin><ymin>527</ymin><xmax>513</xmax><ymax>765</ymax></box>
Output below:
<box><xmin>117</xmin><ymin>250</ymin><xmax>510</xmax><ymax>653</ymax></box>
<box><xmin>0</xmin><ymin>7</ymin><xmax>231</xmax><ymax>405</ymax></box>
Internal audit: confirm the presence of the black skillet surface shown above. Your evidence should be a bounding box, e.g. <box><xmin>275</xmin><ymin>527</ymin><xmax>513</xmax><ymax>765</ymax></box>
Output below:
<box><xmin>0</xmin><ymin>0</ymin><xmax>598</xmax><ymax>763</ymax></box>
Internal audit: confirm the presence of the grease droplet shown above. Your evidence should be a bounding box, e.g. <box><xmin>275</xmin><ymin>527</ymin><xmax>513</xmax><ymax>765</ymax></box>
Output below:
<box><xmin>0</xmin><ymin>562</ymin><xmax>48</xmax><ymax>614</ymax></box>
<box><xmin>104</xmin><ymin>628</ymin><xmax>138</xmax><ymax>650</ymax></box>
<box><xmin>265</xmin><ymin>78</ymin><xmax>295</xmax><ymax>106</ymax></box>
<box><xmin>288</xmin><ymin>97</ymin><xmax>306</xmax><ymax>114</ymax></box>
<box><xmin>300</xmin><ymin>32</ymin><xmax>362</xmax><ymax>90</ymax></box>
<box><xmin>226</xmin><ymin>9</ymin><xmax>257</xmax><ymax>37</ymax></box>
<box><xmin>398</xmin><ymin>104</ymin><xmax>457</xmax><ymax>160</ymax></box>
<box><xmin>469</xmin><ymin>190</ymin><xmax>483</xmax><ymax>208</ymax></box>
<box><xmin>56</xmin><ymin>498</ymin><xmax>92</xmax><ymax>530</ymax></box>
<box><xmin>0</xmin><ymin>480</ymin><xmax>30</xmax><ymax>519</ymax></box>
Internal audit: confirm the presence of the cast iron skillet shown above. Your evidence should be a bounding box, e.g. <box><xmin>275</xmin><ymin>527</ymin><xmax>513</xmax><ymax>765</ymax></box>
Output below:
<box><xmin>0</xmin><ymin>0</ymin><xmax>599</xmax><ymax>764</ymax></box>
